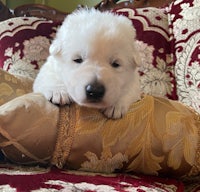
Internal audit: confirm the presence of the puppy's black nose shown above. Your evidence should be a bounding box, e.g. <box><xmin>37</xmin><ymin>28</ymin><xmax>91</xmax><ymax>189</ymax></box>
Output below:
<box><xmin>85</xmin><ymin>82</ymin><xmax>105</xmax><ymax>102</ymax></box>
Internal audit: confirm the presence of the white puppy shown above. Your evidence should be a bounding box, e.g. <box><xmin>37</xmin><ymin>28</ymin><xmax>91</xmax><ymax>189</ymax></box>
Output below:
<box><xmin>33</xmin><ymin>9</ymin><xmax>141</xmax><ymax>119</ymax></box>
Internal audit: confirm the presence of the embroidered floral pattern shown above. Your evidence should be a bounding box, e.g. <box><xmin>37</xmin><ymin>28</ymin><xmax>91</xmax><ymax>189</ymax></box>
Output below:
<box><xmin>169</xmin><ymin>0</ymin><xmax>200</xmax><ymax>113</ymax></box>
<box><xmin>0</xmin><ymin>164</ymin><xmax>185</xmax><ymax>192</ymax></box>
<box><xmin>0</xmin><ymin>17</ymin><xmax>59</xmax><ymax>78</ymax></box>
<box><xmin>0</xmin><ymin>185</ymin><xmax>15</xmax><ymax>192</ymax></box>
<box><xmin>140</xmin><ymin>54</ymin><xmax>174</xmax><ymax>97</ymax></box>
<box><xmin>135</xmin><ymin>40</ymin><xmax>174</xmax><ymax>97</ymax></box>
<box><xmin>44</xmin><ymin>180</ymin><xmax>117</xmax><ymax>192</ymax></box>
<box><xmin>23</xmin><ymin>36</ymin><xmax>50</xmax><ymax>61</ymax></box>
<box><xmin>3</xmin><ymin>35</ymin><xmax>51</xmax><ymax>79</ymax></box>
<box><xmin>4</xmin><ymin>47</ymin><xmax>37</xmax><ymax>79</ymax></box>
<box><xmin>136</xmin><ymin>40</ymin><xmax>154</xmax><ymax>67</ymax></box>
<box><xmin>80</xmin><ymin>152</ymin><xmax>128</xmax><ymax>173</ymax></box>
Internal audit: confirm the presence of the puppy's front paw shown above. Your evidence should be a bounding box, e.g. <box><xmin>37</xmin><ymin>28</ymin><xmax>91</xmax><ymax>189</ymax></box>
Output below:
<box><xmin>49</xmin><ymin>89</ymin><xmax>73</xmax><ymax>105</ymax></box>
<box><xmin>102</xmin><ymin>104</ymin><xmax>129</xmax><ymax>119</ymax></box>
<box><xmin>38</xmin><ymin>88</ymin><xmax>73</xmax><ymax>105</ymax></box>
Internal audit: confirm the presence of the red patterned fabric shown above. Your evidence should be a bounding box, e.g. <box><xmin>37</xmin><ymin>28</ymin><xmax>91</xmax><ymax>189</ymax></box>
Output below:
<box><xmin>0</xmin><ymin>164</ymin><xmax>199</xmax><ymax>192</ymax></box>
<box><xmin>113</xmin><ymin>7</ymin><xmax>178</xmax><ymax>100</ymax></box>
<box><xmin>0</xmin><ymin>17</ymin><xmax>59</xmax><ymax>79</ymax></box>
<box><xmin>168</xmin><ymin>0</ymin><xmax>200</xmax><ymax>114</ymax></box>
<box><xmin>0</xmin><ymin>164</ymin><xmax>185</xmax><ymax>192</ymax></box>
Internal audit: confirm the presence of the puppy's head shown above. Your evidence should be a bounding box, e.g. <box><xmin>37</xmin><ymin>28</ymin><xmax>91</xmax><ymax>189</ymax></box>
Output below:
<box><xmin>50</xmin><ymin>8</ymin><xmax>141</xmax><ymax>109</ymax></box>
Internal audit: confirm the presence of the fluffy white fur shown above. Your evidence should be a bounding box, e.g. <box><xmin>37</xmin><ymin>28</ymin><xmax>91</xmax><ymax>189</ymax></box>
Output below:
<box><xmin>33</xmin><ymin>9</ymin><xmax>141</xmax><ymax>119</ymax></box>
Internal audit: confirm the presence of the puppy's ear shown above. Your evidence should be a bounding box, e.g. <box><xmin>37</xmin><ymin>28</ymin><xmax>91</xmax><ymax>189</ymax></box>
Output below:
<box><xmin>132</xmin><ymin>48</ymin><xmax>142</xmax><ymax>67</ymax></box>
<box><xmin>49</xmin><ymin>40</ymin><xmax>62</xmax><ymax>56</ymax></box>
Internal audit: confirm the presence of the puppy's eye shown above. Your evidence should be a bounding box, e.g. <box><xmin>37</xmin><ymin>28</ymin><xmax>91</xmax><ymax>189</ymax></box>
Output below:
<box><xmin>111</xmin><ymin>61</ymin><xmax>120</xmax><ymax>68</ymax></box>
<box><xmin>73</xmin><ymin>58</ymin><xmax>83</xmax><ymax>64</ymax></box>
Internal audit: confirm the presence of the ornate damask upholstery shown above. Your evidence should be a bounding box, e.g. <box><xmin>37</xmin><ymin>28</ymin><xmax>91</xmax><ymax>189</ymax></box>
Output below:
<box><xmin>168</xmin><ymin>0</ymin><xmax>200</xmax><ymax>114</ymax></box>
<box><xmin>0</xmin><ymin>17</ymin><xmax>59</xmax><ymax>79</ymax></box>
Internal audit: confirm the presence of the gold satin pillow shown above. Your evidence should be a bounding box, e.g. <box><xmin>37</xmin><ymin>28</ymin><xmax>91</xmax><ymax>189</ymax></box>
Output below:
<box><xmin>0</xmin><ymin>69</ymin><xmax>33</xmax><ymax>105</ymax></box>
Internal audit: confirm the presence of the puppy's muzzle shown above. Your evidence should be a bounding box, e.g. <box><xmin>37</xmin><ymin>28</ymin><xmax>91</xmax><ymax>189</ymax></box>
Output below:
<box><xmin>85</xmin><ymin>82</ymin><xmax>105</xmax><ymax>102</ymax></box>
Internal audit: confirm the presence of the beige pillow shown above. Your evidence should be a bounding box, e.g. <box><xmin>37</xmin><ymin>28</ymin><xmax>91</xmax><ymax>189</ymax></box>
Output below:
<box><xmin>0</xmin><ymin>93</ymin><xmax>58</xmax><ymax>164</ymax></box>
<box><xmin>0</xmin><ymin>92</ymin><xmax>199</xmax><ymax>177</ymax></box>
